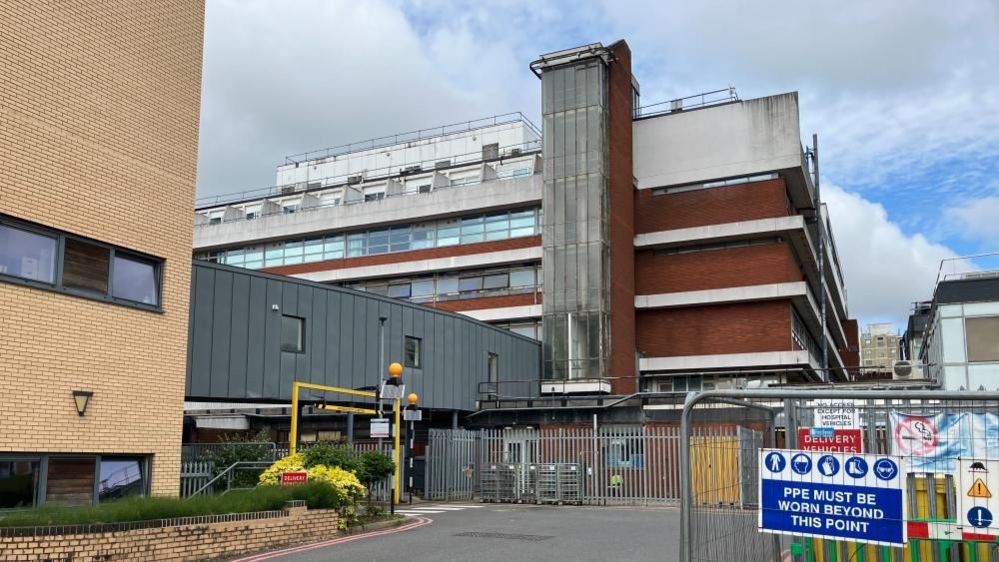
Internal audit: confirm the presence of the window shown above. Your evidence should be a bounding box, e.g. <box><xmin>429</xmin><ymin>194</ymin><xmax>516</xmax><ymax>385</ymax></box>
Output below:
<box><xmin>387</xmin><ymin>283</ymin><xmax>411</xmax><ymax>298</ymax></box>
<box><xmin>509</xmin><ymin>268</ymin><xmax>536</xmax><ymax>288</ymax></box>
<box><xmin>0</xmin><ymin>223</ymin><xmax>56</xmax><ymax>283</ymax></box>
<box><xmin>63</xmin><ymin>238</ymin><xmax>110</xmax><ymax>294</ymax></box>
<box><xmin>459</xmin><ymin>276</ymin><xmax>483</xmax><ymax>293</ymax></box>
<box><xmin>967</xmin><ymin>316</ymin><xmax>999</xmax><ymax>362</ymax></box>
<box><xmin>482</xmin><ymin>273</ymin><xmax>509</xmax><ymax>290</ymax></box>
<box><xmin>112</xmin><ymin>254</ymin><xmax>159</xmax><ymax>305</ymax></box>
<box><xmin>488</xmin><ymin>352</ymin><xmax>499</xmax><ymax>383</ymax></box>
<box><xmin>0</xmin><ymin>217</ymin><xmax>164</xmax><ymax>310</ymax></box>
<box><xmin>209</xmin><ymin>217</ymin><xmax>222</xmax><ymax>225</ymax></box>
<box><xmin>405</xmin><ymin>336</ymin><xmax>422</xmax><ymax>368</ymax></box>
<box><xmin>281</xmin><ymin>315</ymin><xmax>304</xmax><ymax>353</ymax></box>
<box><xmin>364</xmin><ymin>192</ymin><xmax>385</xmax><ymax>202</ymax></box>
<box><xmin>97</xmin><ymin>457</ymin><xmax>146</xmax><ymax>503</ymax></box>
<box><xmin>0</xmin><ymin>458</ymin><xmax>40</xmax><ymax>508</ymax></box>
<box><xmin>417</xmin><ymin>184</ymin><xmax>432</xmax><ymax>194</ymax></box>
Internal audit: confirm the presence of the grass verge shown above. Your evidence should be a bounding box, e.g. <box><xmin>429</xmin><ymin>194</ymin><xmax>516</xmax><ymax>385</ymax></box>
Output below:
<box><xmin>0</xmin><ymin>482</ymin><xmax>343</xmax><ymax>528</ymax></box>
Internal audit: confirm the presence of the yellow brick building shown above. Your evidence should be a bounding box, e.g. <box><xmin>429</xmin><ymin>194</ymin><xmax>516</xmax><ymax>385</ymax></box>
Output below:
<box><xmin>0</xmin><ymin>1</ymin><xmax>204</xmax><ymax>505</ymax></box>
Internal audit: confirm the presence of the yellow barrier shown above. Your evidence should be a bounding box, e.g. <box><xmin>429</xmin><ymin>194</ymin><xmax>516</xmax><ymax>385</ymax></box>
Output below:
<box><xmin>690</xmin><ymin>435</ymin><xmax>742</xmax><ymax>506</ymax></box>
<box><xmin>803</xmin><ymin>474</ymin><xmax>995</xmax><ymax>562</ymax></box>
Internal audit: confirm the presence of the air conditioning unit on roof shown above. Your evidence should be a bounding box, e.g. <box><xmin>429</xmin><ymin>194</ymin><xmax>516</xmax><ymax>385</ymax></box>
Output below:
<box><xmin>892</xmin><ymin>360</ymin><xmax>926</xmax><ymax>380</ymax></box>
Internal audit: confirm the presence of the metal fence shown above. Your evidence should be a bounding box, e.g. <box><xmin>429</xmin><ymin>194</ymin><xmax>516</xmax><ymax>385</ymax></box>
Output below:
<box><xmin>425</xmin><ymin>425</ymin><xmax>752</xmax><ymax>506</ymax></box>
<box><xmin>679</xmin><ymin>389</ymin><xmax>999</xmax><ymax>562</ymax></box>
<box><xmin>180</xmin><ymin>440</ymin><xmax>394</xmax><ymax>500</ymax></box>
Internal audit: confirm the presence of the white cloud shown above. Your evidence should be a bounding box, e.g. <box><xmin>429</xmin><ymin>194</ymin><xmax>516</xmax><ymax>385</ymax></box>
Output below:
<box><xmin>824</xmin><ymin>184</ymin><xmax>959</xmax><ymax>326</ymax></box>
<box><xmin>945</xmin><ymin>196</ymin><xmax>999</xmax><ymax>242</ymax></box>
<box><xmin>197</xmin><ymin>0</ymin><xmax>536</xmax><ymax>197</ymax></box>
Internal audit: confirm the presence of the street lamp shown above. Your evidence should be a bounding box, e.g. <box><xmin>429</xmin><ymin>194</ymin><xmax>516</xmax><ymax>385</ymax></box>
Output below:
<box><xmin>380</xmin><ymin>362</ymin><xmax>405</xmax><ymax>505</ymax></box>
<box><xmin>72</xmin><ymin>390</ymin><xmax>93</xmax><ymax>417</ymax></box>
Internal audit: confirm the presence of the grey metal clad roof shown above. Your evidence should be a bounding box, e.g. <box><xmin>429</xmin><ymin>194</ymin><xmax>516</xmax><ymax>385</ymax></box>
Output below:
<box><xmin>186</xmin><ymin>260</ymin><xmax>541</xmax><ymax>411</ymax></box>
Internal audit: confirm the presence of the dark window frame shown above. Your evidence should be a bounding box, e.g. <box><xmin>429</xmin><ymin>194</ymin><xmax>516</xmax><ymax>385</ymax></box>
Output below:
<box><xmin>0</xmin><ymin>215</ymin><xmax>163</xmax><ymax>312</ymax></box>
<box><xmin>405</xmin><ymin>335</ymin><xmax>422</xmax><ymax>369</ymax></box>
<box><xmin>281</xmin><ymin>315</ymin><xmax>305</xmax><ymax>353</ymax></box>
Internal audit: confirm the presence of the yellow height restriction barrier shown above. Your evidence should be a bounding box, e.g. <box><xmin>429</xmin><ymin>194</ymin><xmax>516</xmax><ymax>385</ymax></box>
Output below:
<box><xmin>289</xmin><ymin>381</ymin><xmax>378</xmax><ymax>456</ymax></box>
<box><xmin>290</xmin><ymin>365</ymin><xmax>408</xmax><ymax>505</ymax></box>
<box><xmin>803</xmin><ymin>474</ymin><xmax>994</xmax><ymax>562</ymax></box>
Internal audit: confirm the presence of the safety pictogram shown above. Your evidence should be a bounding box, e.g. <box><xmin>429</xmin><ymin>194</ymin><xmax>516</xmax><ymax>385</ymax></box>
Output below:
<box><xmin>894</xmin><ymin>415</ymin><xmax>938</xmax><ymax>456</ymax></box>
<box><xmin>968</xmin><ymin>478</ymin><xmax>993</xmax><ymax>499</ymax></box>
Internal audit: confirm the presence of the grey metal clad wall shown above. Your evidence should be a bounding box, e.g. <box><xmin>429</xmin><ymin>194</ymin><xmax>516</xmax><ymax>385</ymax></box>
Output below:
<box><xmin>186</xmin><ymin>261</ymin><xmax>541</xmax><ymax>411</ymax></box>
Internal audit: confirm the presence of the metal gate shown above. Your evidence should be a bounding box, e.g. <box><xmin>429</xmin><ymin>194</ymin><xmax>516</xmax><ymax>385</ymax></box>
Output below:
<box><xmin>425</xmin><ymin>425</ymin><xmax>759</xmax><ymax>506</ymax></box>
<box><xmin>425</xmin><ymin>428</ymin><xmax>478</xmax><ymax>500</ymax></box>
<box><xmin>680</xmin><ymin>389</ymin><xmax>999</xmax><ymax>562</ymax></box>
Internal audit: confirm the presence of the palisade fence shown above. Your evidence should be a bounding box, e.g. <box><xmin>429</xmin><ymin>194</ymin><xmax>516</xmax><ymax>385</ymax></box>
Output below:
<box><xmin>180</xmin><ymin>441</ymin><xmax>393</xmax><ymax>500</ymax></box>
<box><xmin>424</xmin><ymin>425</ymin><xmax>761</xmax><ymax>506</ymax></box>
<box><xmin>680</xmin><ymin>389</ymin><xmax>999</xmax><ymax>562</ymax></box>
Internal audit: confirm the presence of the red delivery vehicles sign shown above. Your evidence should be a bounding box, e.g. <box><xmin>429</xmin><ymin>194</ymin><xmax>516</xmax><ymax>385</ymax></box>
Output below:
<box><xmin>798</xmin><ymin>428</ymin><xmax>863</xmax><ymax>453</ymax></box>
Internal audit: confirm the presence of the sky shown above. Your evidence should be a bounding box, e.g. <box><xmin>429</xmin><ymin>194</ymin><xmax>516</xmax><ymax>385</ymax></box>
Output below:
<box><xmin>195</xmin><ymin>0</ymin><xmax>999</xmax><ymax>331</ymax></box>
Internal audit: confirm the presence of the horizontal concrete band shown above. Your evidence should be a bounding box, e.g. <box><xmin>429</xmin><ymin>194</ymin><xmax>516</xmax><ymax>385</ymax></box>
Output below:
<box><xmin>461</xmin><ymin>304</ymin><xmax>542</xmax><ymax>322</ymax></box>
<box><xmin>639</xmin><ymin>350</ymin><xmax>816</xmax><ymax>372</ymax></box>
<box><xmin>634</xmin><ymin>281</ymin><xmax>807</xmax><ymax>309</ymax></box>
<box><xmin>634</xmin><ymin>215</ymin><xmax>806</xmax><ymax>248</ymax></box>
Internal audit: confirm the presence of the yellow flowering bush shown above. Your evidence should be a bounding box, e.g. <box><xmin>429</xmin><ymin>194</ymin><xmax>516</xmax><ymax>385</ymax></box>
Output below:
<box><xmin>307</xmin><ymin>465</ymin><xmax>366</xmax><ymax>504</ymax></box>
<box><xmin>258</xmin><ymin>453</ymin><xmax>367</xmax><ymax>524</ymax></box>
<box><xmin>258</xmin><ymin>453</ymin><xmax>307</xmax><ymax>485</ymax></box>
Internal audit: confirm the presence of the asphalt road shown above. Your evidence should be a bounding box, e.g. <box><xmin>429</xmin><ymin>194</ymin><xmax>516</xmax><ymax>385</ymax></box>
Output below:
<box><xmin>255</xmin><ymin>503</ymin><xmax>680</xmax><ymax>562</ymax></box>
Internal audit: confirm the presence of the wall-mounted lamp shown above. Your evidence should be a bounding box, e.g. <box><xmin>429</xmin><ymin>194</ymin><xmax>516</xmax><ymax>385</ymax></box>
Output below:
<box><xmin>72</xmin><ymin>390</ymin><xmax>93</xmax><ymax>417</ymax></box>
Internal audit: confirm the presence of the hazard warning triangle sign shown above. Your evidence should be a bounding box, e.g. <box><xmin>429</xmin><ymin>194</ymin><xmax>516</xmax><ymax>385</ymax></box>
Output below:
<box><xmin>968</xmin><ymin>478</ymin><xmax>992</xmax><ymax>498</ymax></box>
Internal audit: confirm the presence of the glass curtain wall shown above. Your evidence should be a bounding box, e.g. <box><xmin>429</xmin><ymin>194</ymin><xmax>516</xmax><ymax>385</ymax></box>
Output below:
<box><xmin>540</xmin><ymin>58</ymin><xmax>610</xmax><ymax>381</ymax></box>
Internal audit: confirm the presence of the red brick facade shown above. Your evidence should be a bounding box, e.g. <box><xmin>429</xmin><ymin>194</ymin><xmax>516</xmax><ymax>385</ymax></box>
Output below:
<box><xmin>635</xmin><ymin>242</ymin><xmax>803</xmax><ymax>295</ymax></box>
<box><xmin>264</xmin><ymin>235</ymin><xmax>541</xmax><ymax>276</ymax></box>
<box><xmin>607</xmin><ymin>41</ymin><xmax>637</xmax><ymax>394</ymax></box>
<box><xmin>636</xmin><ymin>300</ymin><xmax>794</xmax><ymax>358</ymax></box>
<box><xmin>635</xmin><ymin>178</ymin><xmax>790</xmax><ymax>234</ymax></box>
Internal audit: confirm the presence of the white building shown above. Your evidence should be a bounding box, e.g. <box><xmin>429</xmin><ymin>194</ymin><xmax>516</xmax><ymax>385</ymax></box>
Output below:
<box><xmin>921</xmin><ymin>257</ymin><xmax>999</xmax><ymax>390</ymax></box>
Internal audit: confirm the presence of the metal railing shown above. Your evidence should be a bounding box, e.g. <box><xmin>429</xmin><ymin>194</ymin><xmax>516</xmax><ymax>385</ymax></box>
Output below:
<box><xmin>194</xmin><ymin>139</ymin><xmax>542</xmax><ymax>212</ymax></box>
<box><xmin>283</xmin><ymin>112</ymin><xmax>542</xmax><ymax>165</ymax></box>
<box><xmin>187</xmin><ymin>461</ymin><xmax>275</xmax><ymax>498</ymax></box>
<box><xmin>636</xmin><ymin>87</ymin><xmax>739</xmax><ymax>118</ymax></box>
<box><xmin>935</xmin><ymin>252</ymin><xmax>999</xmax><ymax>285</ymax></box>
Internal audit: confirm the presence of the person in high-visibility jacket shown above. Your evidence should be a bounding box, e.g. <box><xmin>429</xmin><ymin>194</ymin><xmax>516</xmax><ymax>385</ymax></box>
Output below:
<box><xmin>610</xmin><ymin>474</ymin><xmax>623</xmax><ymax>497</ymax></box>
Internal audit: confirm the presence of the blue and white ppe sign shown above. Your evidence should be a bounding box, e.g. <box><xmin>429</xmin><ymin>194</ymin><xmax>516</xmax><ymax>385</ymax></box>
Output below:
<box><xmin>759</xmin><ymin>448</ymin><xmax>907</xmax><ymax>546</ymax></box>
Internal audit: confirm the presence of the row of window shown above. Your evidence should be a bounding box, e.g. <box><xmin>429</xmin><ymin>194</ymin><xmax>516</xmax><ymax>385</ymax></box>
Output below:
<box><xmin>651</xmin><ymin>172</ymin><xmax>779</xmax><ymax>196</ymax></box>
<box><xmin>343</xmin><ymin>263</ymin><xmax>541</xmax><ymax>303</ymax></box>
<box><xmin>0</xmin><ymin>217</ymin><xmax>162</xmax><ymax>309</ymax></box>
<box><xmin>654</xmin><ymin>236</ymin><xmax>783</xmax><ymax>257</ymax></box>
<box><xmin>1</xmin><ymin>455</ymin><xmax>147</xmax><ymax>509</ymax></box>
<box><xmin>199</xmin><ymin>208</ymin><xmax>542</xmax><ymax>270</ymax></box>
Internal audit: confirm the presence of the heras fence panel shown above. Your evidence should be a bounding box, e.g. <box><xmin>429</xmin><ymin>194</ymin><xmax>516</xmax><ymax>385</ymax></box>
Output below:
<box><xmin>679</xmin><ymin>389</ymin><xmax>999</xmax><ymax>562</ymax></box>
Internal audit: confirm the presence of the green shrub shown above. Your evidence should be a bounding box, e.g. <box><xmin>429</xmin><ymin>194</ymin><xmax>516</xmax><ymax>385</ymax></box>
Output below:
<box><xmin>301</xmin><ymin>442</ymin><xmax>360</xmax><ymax>473</ymax></box>
<box><xmin>0</xmin><ymin>481</ymin><xmax>343</xmax><ymax>528</ymax></box>
<box><xmin>355</xmin><ymin>451</ymin><xmax>395</xmax><ymax>487</ymax></box>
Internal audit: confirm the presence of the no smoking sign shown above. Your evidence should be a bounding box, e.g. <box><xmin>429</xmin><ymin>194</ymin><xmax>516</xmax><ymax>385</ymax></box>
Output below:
<box><xmin>894</xmin><ymin>416</ymin><xmax>938</xmax><ymax>456</ymax></box>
